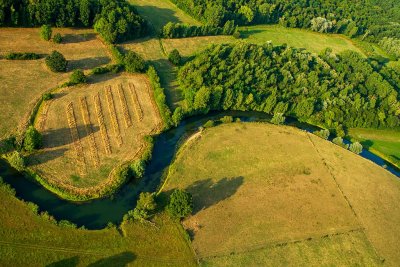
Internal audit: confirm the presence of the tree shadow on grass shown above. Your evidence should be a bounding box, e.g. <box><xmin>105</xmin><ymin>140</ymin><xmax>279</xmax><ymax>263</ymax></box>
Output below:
<box><xmin>186</xmin><ymin>177</ymin><xmax>244</xmax><ymax>214</ymax></box>
<box><xmin>88</xmin><ymin>252</ymin><xmax>136</xmax><ymax>267</ymax></box>
<box><xmin>68</xmin><ymin>57</ymin><xmax>111</xmax><ymax>71</ymax></box>
<box><xmin>135</xmin><ymin>5</ymin><xmax>187</xmax><ymax>33</ymax></box>
<box><xmin>42</xmin><ymin>125</ymin><xmax>100</xmax><ymax>148</ymax></box>
<box><xmin>62</xmin><ymin>33</ymin><xmax>97</xmax><ymax>44</ymax></box>
<box><xmin>360</xmin><ymin>139</ymin><xmax>374</xmax><ymax>149</ymax></box>
<box><xmin>46</xmin><ymin>256</ymin><xmax>79</xmax><ymax>267</ymax></box>
<box><xmin>27</xmin><ymin>147</ymin><xmax>68</xmax><ymax>166</ymax></box>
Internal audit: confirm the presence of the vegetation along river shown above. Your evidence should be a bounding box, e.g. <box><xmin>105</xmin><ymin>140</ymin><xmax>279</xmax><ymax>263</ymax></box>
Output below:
<box><xmin>1</xmin><ymin>111</ymin><xmax>399</xmax><ymax>229</ymax></box>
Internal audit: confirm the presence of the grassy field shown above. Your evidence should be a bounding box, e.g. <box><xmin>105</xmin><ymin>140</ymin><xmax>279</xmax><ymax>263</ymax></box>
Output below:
<box><xmin>349</xmin><ymin>128</ymin><xmax>400</xmax><ymax>167</ymax></box>
<box><xmin>29</xmin><ymin>73</ymin><xmax>162</xmax><ymax>192</ymax></box>
<box><xmin>129</xmin><ymin>0</ymin><xmax>200</xmax><ymax>31</ymax></box>
<box><xmin>163</xmin><ymin>122</ymin><xmax>400</xmax><ymax>265</ymax></box>
<box><xmin>0</xmin><ymin>28</ymin><xmax>110</xmax><ymax>138</ymax></box>
<box><xmin>0</xmin><ymin>180</ymin><xmax>196</xmax><ymax>266</ymax></box>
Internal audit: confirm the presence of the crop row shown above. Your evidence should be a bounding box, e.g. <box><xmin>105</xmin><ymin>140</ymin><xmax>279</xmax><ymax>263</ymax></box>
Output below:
<box><xmin>105</xmin><ymin>86</ymin><xmax>123</xmax><ymax>146</ymax></box>
<box><xmin>128</xmin><ymin>83</ymin><xmax>144</xmax><ymax>122</ymax></box>
<box><xmin>117</xmin><ymin>84</ymin><xmax>133</xmax><ymax>128</ymax></box>
<box><xmin>93</xmin><ymin>93</ymin><xmax>112</xmax><ymax>155</ymax></box>
<box><xmin>79</xmin><ymin>97</ymin><xmax>100</xmax><ymax>167</ymax></box>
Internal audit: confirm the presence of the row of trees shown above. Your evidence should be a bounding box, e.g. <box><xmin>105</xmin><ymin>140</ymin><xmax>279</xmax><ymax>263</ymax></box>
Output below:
<box><xmin>0</xmin><ymin>0</ymin><xmax>148</xmax><ymax>43</ymax></box>
<box><xmin>161</xmin><ymin>20</ymin><xmax>237</xmax><ymax>38</ymax></box>
<box><xmin>169</xmin><ymin>0</ymin><xmax>400</xmax><ymax>41</ymax></box>
<box><xmin>379</xmin><ymin>37</ymin><xmax>400</xmax><ymax>59</ymax></box>
<box><xmin>177</xmin><ymin>43</ymin><xmax>400</xmax><ymax>131</ymax></box>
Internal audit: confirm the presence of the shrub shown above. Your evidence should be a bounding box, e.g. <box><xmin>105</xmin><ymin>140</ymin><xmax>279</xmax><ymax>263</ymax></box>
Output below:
<box><xmin>233</xmin><ymin>30</ymin><xmax>241</xmax><ymax>39</ymax></box>
<box><xmin>271</xmin><ymin>113</ymin><xmax>285</xmax><ymax>125</ymax></box>
<box><xmin>314</xmin><ymin>129</ymin><xmax>330</xmax><ymax>140</ymax></box>
<box><xmin>45</xmin><ymin>51</ymin><xmax>67</xmax><ymax>72</ymax></box>
<box><xmin>167</xmin><ymin>189</ymin><xmax>193</xmax><ymax>219</ymax></box>
<box><xmin>53</xmin><ymin>33</ymin><xmax>62</xmax><ymax>44</ymax></box>
<box><xmin>220</xmin><ymin>116</ymin><xmax>233</xmax><ymax>123</ymax></box>
<box><xmin>8</xmin><ymin>151</ymin><xmax>25</xmax><ymax>171</ymax></box>
<box><xmin>91</xmin><ymin>64</ymin><xmax>123</xmax><ymax>75</ymax></box>
<box><xmin>332</xmin><ymin>137</ymin><xmax>349</xmax><ymax>149</ymax></box>
<box><xmin>69</xmin><ymin>69</ymin><xmax>87</xmax><ymax>85</ymax></box>
<box><xmin>6</xmin><ymin>52</ymin><xmax>40</xmax><ymax>60</ymax></box>
<box><xmin>58</xmin><ymin>220</ymin><xmax>77</xmax><ymax>228</ymax></box>
<box><xmin>0</xmin><ymin>135</ymin><xmax>16</xmax><ymax>153</ymax></box>
<box><xmin>133</xmin><ymin>192</ymin><xmax>156</xmax><ymax>221</ymax></box>
<box><xmin>42</xmin><ymin>93</ymin><xmax>53</xmax><ymax>101</ymax></box>
<box><xmin>40</xmin><ymin>25</ymin><xmax>52</xmax><ymax>41</ymax></box>
<box><xmin>349</xmin><ymin>142</ymin><xmax>363</xmax><ymax>154</ymax></box>
<box><xmin>124</xmin><ymin>51</ymin><xmax>146</xmax><ymax>73</ymax></box>
<box><xmin>130</xmin><ymin>160</ymin><xmax>145</xmax><ymax>179</ymax></box>
<box><xmin>172</xmin><ymin>107</ymin><xmax>183</xmax><ymax>127</ymax></box>
<box><xmin>168</xmin><ymin>49</ymin><xmax>182</xmax><ymax>65</ymax></box>
<box><xmin>24</xmin><ymin>126</ymin><xmax>42</xmax><ymax>152</ymax></box>
<box><xmin>204</xmin><ymin>120</ymin><xmax>215</xmax><ymax>128</ymax></box>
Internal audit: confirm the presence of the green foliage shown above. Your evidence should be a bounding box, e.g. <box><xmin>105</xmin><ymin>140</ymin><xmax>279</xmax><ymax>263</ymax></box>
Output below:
<box><xmin>161</xmin><ymin>20</ymin><xmax>236</xmax><ymax>38</ymax></box>
<box><xmin>5</xmin><ymin>52</ymin><xmax>40</xmax><ymax>60</ymax></box>
<box><xmin>172</xmin><ymin>107</ymin><xmax>184</xmax><ymax>127</ymax></box>
<box><xmin>8</xmin><ymin>151</ymin><xmax>25</xmax><ymax>172</ymax></box>
<box><xmin>24</xmin><ymin>126</ymin><xmax>42</xmax><ymax>152</ymax></box>
<box><xmin>311</xmin><ymin>17</ymin><xmax>333</xmax><ymax>33</ymax></box>
<box><xmin>167</xmin><ymin>189</ymin><xmax>193</xmax><ymax>219</ymax></box>
<box><xmin>0</xmin><ymin>136</ymin><xmax>16</xmax><ymax>154</ymax></box>
<box><xmin>379</xmin><ymin>37</ymin><xmax>400</xmax><ymax>59</ymax></box>
<box><xmin>314</xmin><ymin>129</ymin><xmax>330</xmax><ymax>140</ymax></box>
<box><xmin>271</xmin><ymin>113</ymin><xmax>285</xmax><ymax>125</ymax></box>
<box><xmin>204</xmin><ymin>120</ymin><xmax>215</xmax><ymax>128</ymax></box>
<box><xmin>58</xmin><ymin>220</ymin><xmax>77</xmax><ymax>228</ymax></box>
<box><xmin>40</xmin><ymin>25</ymin><xmax>52</xmax><ymax>41</ymax></box>
<box><xmin>53</xmin><ymin>33</ymin><xmax>62</xmax><ymax>44</ymax></box>
<box><xmin>69</xmin><ymin>69</ymin><xmax>87</xmax><ymax>85</ymax></box>
<box><xmin>332</xmin><ymin>137</ymin><xmax>349</xmax><ymax>149</ymax></box>
<box><xmin>130</xmin><ymin>160</ymin><xmax>145</xmax><ymax>179</ymax></box>
<box><xmin>45</xmin><ymin>51</ymin><xmax>67</xmax><ymax>72</ymax></box>
<box><xmin>220</xmin><ymin>116</ymin><xmax>233</xmax><ymax>124</ymax></box>
<box><xmin>124</xmin><ymin>51</ymin><xmax>146</xmax><ymax>73</ymax></box>
<box><xmin>349</xmin><ymin>142</ymin><xmax>363</xmax><ymax>154</ymax></box>
<box><xmin>42</xmin><ymin>93</ymin><xmax>53</xmax><ymax>101</ymax></box>
<box><xmin>168</xmin><ymin>49</ymin><xmax>182</xmax><ymax>66</ymax></box>
<box><xmin>133</xmin><ymin>192</ymin><xmax>156</xmax><ymax>221</ymax></box>
<box><xmin>91</xmin><ymin>64</ymin><xmax>123</xmax><ymax>75</ymax></box>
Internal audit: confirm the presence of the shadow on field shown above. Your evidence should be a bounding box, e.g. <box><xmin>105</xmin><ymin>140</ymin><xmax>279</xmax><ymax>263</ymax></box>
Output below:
<box><xmin>88</xmin><ymin>252</ymin><xmax>136</xmax><ymax>267</ymax></box>
<box><xmin>136</xmin><ymin>5</ymin><xmax>184</xmax><ymax>30</ymax></box>
<box><xmin>42</xmin><ymin>125</ymin><xmax>100</xmax><ymax>148</ymax></box>
<box><xmin>46</xmin><ymin>256</ymin><xmax>79</xmax><ymax>267</ymax></box>
<box><xmin>62</xmin><ymin>33</ymin><xmax>97</xmax><ymax>43</ymax></box>
<box><xmin>88</xmin><ymin>72</ymin><xmax>121</xmax><ymax>84</ymax></box>
<box><xmin>68</xmin><ymin>57</ymin><xmax>111</xmax><ymax>71</ymax></box>
<box><xmin>27</xmin><ymin>147</ymin><xmax>68</xmax><ymax>166</ymax></box>
<box><xmin>187</xmin><ymin>177</ymin><xmax>244</xmax><ymax>214</ymax></box>
<box><xmin>360</xmin><ymin>139</ymin><xmax>374</xmax><ymax>149</ymax></box>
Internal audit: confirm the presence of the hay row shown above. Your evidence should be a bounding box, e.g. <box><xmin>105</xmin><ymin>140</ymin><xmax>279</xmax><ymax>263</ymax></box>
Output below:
<box><xmin>143</xmin><ymin>78</ymin><xmax>162</xmax><ymax>126</ymax></box>
<box><xmin>36</xmin><ymin>99</ymin><xmax>53</xmax><ymax>131</ymax></box>
<box><xmin>93</xmin><ymin>93</ymin><xmax>112</xmax><ymax>155</ymax></box>
<box><xmin>128</xmin><ymin>83</ymin><xmax>144</xmax><ymax>122</ymax></box>
<box><xmin>105</xmin><ymin>86</ymin><xmax>123</xmax><ymax>146</ymax></box>
<box><xmin>66</xmin><ymin>102</ymin><xmax>86</xmax><ymax>175</ymax></box>
<box><xmin>80</xmin><ymin>97</ymin><xmax>100</xmax><ymax>168</ymax></box>
<box><xmin>117</xmin><ymin>84</ymin><xmax>133</xmax><ymax>128</ymax></box>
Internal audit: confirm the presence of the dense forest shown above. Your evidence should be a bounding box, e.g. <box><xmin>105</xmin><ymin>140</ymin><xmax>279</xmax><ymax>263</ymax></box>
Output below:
<box><xmin>0</xmin><ymin>0</ymin><xmax>147</xmax><ymax>43</ymax></box>
<box><xmin>178</xmin><ymin>43</ymin><xmax>400</xmax><ymax>131</ymax></box>
<box><xmin>170</xmin><ymin>0</ymin><xmax>400</xmax><ymax>42</ymax></box>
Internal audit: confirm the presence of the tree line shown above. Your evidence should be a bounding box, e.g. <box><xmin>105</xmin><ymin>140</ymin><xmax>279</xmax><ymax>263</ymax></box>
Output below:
<box><xmin>161</xmin><ymin>20</ymin><xmax>238</xmax><ymax>38</ymax></box>
<box><xmin>0</xmin><ymin>0</ymin><xmax>148</xmax><ymax>43</ymax></box>
<box><xmin>169</xmin><ymin>0</ymin><xmax>400</xmax><ymax>42</ymax></box>
<box><xmin>177</xmin><ymin>43</ymin><xmax>400</xmax><ymax>133</ymax></box>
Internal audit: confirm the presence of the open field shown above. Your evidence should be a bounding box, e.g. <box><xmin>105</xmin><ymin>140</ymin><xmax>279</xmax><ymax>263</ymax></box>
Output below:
<box><xmin>163</xmin><ymin>123</ymin><xmax>400</xmax><ymax>265</ymax></box>
<box><xmin>129</xmin><ymin>0</ymin><xmax>200</xmax><ymax>31</ymax></box>
<box><xmin>349</xmin><ymin>128</ymin><xmax>400</xmax><ymax>168</ymax></box>
<box><xmin>29</xmin><ymin>74</ymin><xmax>162</xmax><ymax>191</ymax></box>
<box><xmin>0</xmin><ymin>181</ymin><xmax>195</xmax><ymax>266</ymax></box>
<box><xmin>0</xmin><ymin>28</ymin><xmax>110</xmax><ymax>138</ymax></box>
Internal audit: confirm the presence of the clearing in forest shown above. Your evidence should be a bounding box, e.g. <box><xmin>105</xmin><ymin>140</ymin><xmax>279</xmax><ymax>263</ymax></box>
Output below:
<box><xmin>29</xmin><ymin>74</ymin><xmax>162</xmax><ymax>190</ymax></box>
<box><xmin>163</xmin><ymin>123</ymin><xmax>400</xmax><ymax>266</ymax></box>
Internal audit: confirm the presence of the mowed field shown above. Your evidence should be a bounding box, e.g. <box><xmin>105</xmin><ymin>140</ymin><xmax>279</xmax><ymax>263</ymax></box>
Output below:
<box><xmin>349</xmin><ymin>128</ymin><xmax>400</xmax><ymax>167</ymax></box>
<box><xmin>163</xmin><ymin>123</ymin><xmax>400</xmax><ymax>266</ymax></box>
<box><xmin>0</xmin><ymin>28</ymin><xmax>110</xmax><ymax>138</ymax></box>
<box><xmin>29</xmin><ymin>74</ymin><xmax>162</xmax><ymax>190</ymax></box>
<box><xmin>0</xmin><ymin>181</ymin><xmax>196</xmax><ymax>266</ymax></box>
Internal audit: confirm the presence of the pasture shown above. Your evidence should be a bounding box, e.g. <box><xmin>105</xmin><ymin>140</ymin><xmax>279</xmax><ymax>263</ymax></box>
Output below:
<box><xmin>29</xmin><ymin>74</ymin><xmax>162</xmax><ymax>191</ymax></box>
<box><xmin>163</xmin><ymin>122</ymin><xmax>400</xmax><ymax>265</ymax></box>
<box><xmin>0</xmin><ymin>28</ymin><xmax>110</xmax><ymax>138</ymax></box>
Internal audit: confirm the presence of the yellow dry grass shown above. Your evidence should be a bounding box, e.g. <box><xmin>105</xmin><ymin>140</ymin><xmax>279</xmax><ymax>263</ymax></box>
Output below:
<box><xmin>29</xmin><ymin>74</ymin><xmax>162</xmax><ymax>190</ymax></box>
<box><xmin>163</xmin><ymin>122</ymin><xmax>400</xmax><ymax>265</ymax></box>
<box><xmin>0</xmin><ymin>28</ymin><xmax>110</xmax><ymax>138</ymax></box>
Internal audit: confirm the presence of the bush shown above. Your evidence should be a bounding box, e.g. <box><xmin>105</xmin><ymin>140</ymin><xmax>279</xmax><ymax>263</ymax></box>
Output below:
<box><xmin>271</xmin><ymin>113</ymin><xmax>285</xmax><ymax>125</ymax></box>
<box><xmin>220</xmin><ymin>116</ymin><xmax>233</xmax><ymax>123</ymax></box>
<box><xmin>168</xmin><ymin>49</ymin><xmax>182</xmax><ymax>65</ymax></box>
<box><xmin>45</xmin><ymin>51</ymin><xmax>67</xmax><ymax>72</ymax></box>
<box><xmin>130</xmin><ymin>160</ymin><xmax>145</xmax><ymax>179</ymax></box>
<box><xmin>40</xmin><ymin>25</ymin><xmax>52</xmax><ymax>41</ymax></box>
<box><xmin>24</xmin><ymin>126</ymin><xmax>42</xmax><ymax>152</ymax></box>
<box><xmin>69</xmin><ymin>69</ymin><xmax>87</xmax><ymax>85</ymax></box>
<box><xmin>314</xmin><ymin>129</ymin><xmax>330</xmax><ymax>140</ymax></box>
<box><xmin>332</xmin><ymin>137</ymin><xmax>349</xmax><ymax>149</ymax></box>
<box><xmin>233</xmin><ymin>30</ymin><xmax>241</xmax><ymax>39</ymax></box>
<box><xmin>91</xmin><ymin>64</ymin><xmax>123</xmax><ymax>75</ymax></box>
<box><xmin>349</xmin><ymin>142</ymin><xmax>363</xmax><ymax>154</ymax></box>
<box><xmin>204</xmin><ymin>120</ymin><xmax>215</xmax><ymax>128</ymax></box>
<box><xmin>167</xmin><ymin>189</ymin><xmax>193</xmax><ymax>219</ymax></box>
<box><xmin>0</xmin><ymin>136</ymin><xmax>16</xmax><ymax>153</ymax></box>
<box><xmin>53</xmin><ymin>33</ymin><xmax>62</xmax><ymax>44</ymax></box>
<box><xmin>8</xmin><ymin>151</ymin><xmax>25</xmax><ymax>171</ymax></box>
<box><xmin>124</xmin><ymin>51</ymin><xmax>146</xmax><ymax>73</ymax></box>
<box><xmin>133</xmin><ymin>192</ymin><xmax>156</xmax><ymax>221</ymax></box>
<box><xmin>6</xmin><ymin>52</ymin><xmax>40</xmax><ymax>60</ymax></box>
<box><xmin>172</xmin><ymin>107</ymin><xmax>184</xmax><ymax>127</ymax></box>
<box><xmin>58</xmin><ymin>220</ymin><xmax>77</xmax><ymax>228</ymax></box>
<box><xmin>42</xmin><ymin>93</ymin><xmax>53</xmax><ymax>101</ymax></box>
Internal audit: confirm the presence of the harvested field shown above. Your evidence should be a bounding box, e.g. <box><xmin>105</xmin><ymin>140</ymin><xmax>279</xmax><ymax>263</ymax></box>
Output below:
<box><xmin>163</xmin><ymin>123</ymin><xmax>400</xmax><ymax>265</ymax></box>
<box><xmin>29</xmin><ymin>74</ymin><xmax>162</xmax><ymax>190</ymax></box>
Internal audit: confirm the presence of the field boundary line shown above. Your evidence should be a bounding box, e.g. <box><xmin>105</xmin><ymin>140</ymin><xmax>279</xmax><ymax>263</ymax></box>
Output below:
<box><xmin>198</xmin><ymin>227</ymin><xmax>364</xmax><ymax>260</ymax></box>
<box><xmin>142</xmin><ymin>77</ymin><xmax>163</xmax><ymax>130</ymax></box>
<box><xmin>80</xmin><ymin>96</ymin><xmax>100</xmax><ymax>167</ymax></box>
<box><xmin>105</xmin><ymin>86</ymin><xmax>123</xmax><ymax>146</ymax></box>
<box><xmin>66</xmin><ymin>102</ymin><xmax>86</xmax><ymax>175</ymax></box>
<box><xmin>117</xmin><ymin>84</ymin><xmax>133</xmax><ymax>128</ymax></box>
<box><xmin>93</xmin><ymin>93</ymin><xmax>112</xmax><ymax>154</ymax></box>
<box><xmin>128</xmin><ymin>83</ymin><xmax>144</xmax><ymax>122</ymax></box>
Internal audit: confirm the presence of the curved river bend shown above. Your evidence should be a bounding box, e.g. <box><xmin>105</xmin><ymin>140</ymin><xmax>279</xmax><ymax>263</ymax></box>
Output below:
<box><xmin>1</xmin><ymin>111</ymin><xmax>399</xmax><ymax>229</ymax></box>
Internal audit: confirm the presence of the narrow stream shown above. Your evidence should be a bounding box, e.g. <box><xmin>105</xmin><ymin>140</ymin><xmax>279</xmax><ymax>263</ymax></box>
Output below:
<box><xmin>0</xmin><ymin>111</ymin><xmax>398</xmax><ymax>229</ymax></box>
